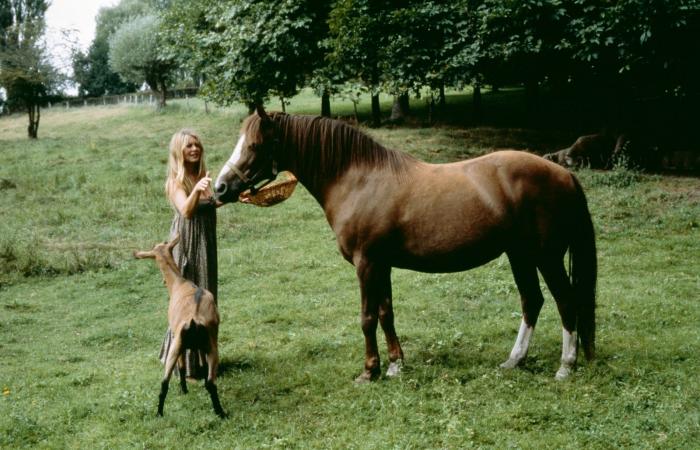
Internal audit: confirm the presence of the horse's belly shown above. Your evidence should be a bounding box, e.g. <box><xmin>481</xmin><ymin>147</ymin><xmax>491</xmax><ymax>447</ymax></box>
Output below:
<box><xmin>390</xmin><ymin>243</ymin><xmax>505</xmax><ymax>273</ymax></box>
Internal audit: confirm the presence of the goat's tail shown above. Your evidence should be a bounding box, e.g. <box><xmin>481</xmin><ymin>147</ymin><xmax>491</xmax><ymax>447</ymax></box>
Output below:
<box><xmin>569</xmin><ymin>175</ymin><xmax>597</xmax><ymax>360</ymax></box>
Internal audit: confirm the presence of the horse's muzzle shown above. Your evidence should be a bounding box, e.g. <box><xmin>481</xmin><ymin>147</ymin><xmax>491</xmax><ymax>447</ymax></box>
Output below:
<box><xmin>214</xmin><ymin>182</ymin><xmax>239</xmax><ymax>204</ymax></box>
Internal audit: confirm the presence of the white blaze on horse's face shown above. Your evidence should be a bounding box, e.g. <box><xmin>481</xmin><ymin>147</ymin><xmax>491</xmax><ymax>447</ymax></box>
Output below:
<box><xmin>214</xmin><ymin>133</ymin><xmax>246</xmax><ymax>194</ymax></box>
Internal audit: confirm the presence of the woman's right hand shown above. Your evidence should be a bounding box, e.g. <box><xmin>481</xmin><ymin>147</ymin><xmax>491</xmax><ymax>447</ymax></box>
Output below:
<box><xmin>194</xmin><ymin>171</ymin><xmax>212</xmax><ymax>193</ymax></box>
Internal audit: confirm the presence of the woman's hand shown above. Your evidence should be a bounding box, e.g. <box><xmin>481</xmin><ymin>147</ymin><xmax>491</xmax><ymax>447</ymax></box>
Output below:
<box><xmin>171</xmin><ymin>172</ymin><xmax>213</xmax><ymax>219</ymax></box>
<box><xmin>194</xmin><ymin>171</ymin><xmax>212</xmax><ymax>193</ymax></box>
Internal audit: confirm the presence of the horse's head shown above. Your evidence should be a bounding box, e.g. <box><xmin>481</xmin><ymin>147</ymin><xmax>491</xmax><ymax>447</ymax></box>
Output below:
<box><xmin>214</xmin><ymin>106</ymin><xmax>279</xmax><ymax>203</ymax></box>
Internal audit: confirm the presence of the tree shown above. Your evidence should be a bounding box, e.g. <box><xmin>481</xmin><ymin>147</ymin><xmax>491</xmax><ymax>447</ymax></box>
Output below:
<box><xmin>325</xmin><ymin>0</ymin><xmax>392</xmax><ymax>126</ymax></box>
<box><xmin>109</xmin><ymin>14</ymin><xmax>174</xmax><ymax>108</ymax></box>
<box><xmin>161</xmin><ymin>0</ymin><xmax>329</xmax><ymax>110</ymax></box>
<box><xmin>72</xmin><ymin>0</ymin><xmax>157</xmax><ymax>97</ymax></box>
<box><xmin>381</xmin><ymin>0</ymin><xmax>462</xmax><ymax>122</ymax></box>
<box><xmin>0</xmin><ymin>0</ymin><xmax>61</xmax><ymax>138</ymax></box>
<box><xmin>72</xmin><ymin>37</ymin><xmax>135</xmax><ymax>97</ymax></box>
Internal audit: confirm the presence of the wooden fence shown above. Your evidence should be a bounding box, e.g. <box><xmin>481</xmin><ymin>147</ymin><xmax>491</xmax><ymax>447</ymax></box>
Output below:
<box><xmin>47</xmin><ymin>88</ymin><xmax>199</xmax><ymax>110</ymax></box>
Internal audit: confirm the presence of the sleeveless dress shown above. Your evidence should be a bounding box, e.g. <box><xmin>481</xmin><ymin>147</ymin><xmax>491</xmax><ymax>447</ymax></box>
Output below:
<box><xmin>159</xmin><ymin>196</ymin><xmax>217</xmax><ymax>378</ymax></box>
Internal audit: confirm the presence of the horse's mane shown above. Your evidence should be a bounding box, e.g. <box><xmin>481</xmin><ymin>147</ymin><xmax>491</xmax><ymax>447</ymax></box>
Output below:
<box><xmin>244</xmin><ymin>113</ymin><xmax>416</xmax><ymax>190</ymax></box>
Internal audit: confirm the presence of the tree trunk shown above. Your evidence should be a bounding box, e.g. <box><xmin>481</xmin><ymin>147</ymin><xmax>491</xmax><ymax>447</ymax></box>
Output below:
<box><xmin>389</xmin><ymin>92</ymin><xmax>410</xmax><ymax>123</ymax></box>
<box><xmin>280</xmin><ymin>96</ymin><xmax>286</xmax><ymax>113</ymax></box>
<box><xmin>158</xmin><ymin>80</ymin><xmax>167</xmax><ymax>109</ymax></box>
<box><xmin>428</xmin><ymin>94</ymin><xmax>435</xmax><ymax>125</ymax></box>
<box><xmin>472</xmin><ymin>81</ymin><xmax>482</xmax><ymax>123</ymax></box>
<box><xmin>27</xmin><ymin>104</ymin><xmax>39</xmax><ymax>139</ymax></box>
<box><xmin>439</xmin><ymin>82</ymin><xmax>446</xmax><ymax>109</ymax></box>
<box><xmin>371</xmin><ymin>94</ymin><xmax>381</xmax><ymax>127</ymax></box>
<box><xmin>525</xmin><ymin>79</ymin><xmax>539</xmax><ymax>123</ymax></box>
<box><xmin>321</xmin><ymin>89</ymin><xmax>331</xmax><ymax>117</ymax></box>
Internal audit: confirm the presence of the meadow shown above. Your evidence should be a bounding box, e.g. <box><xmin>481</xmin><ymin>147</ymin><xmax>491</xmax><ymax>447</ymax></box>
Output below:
<box><xmin>1</xmin><ymin>92</ymin><xmax>698</xmax><ymax>449</ymax></box>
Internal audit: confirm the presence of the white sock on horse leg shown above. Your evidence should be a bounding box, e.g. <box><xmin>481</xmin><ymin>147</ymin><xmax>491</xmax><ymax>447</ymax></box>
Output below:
<box><xmin>501</xmin><ymin>319</ymin><xmax>533</xmax><ymax>368</ymax></box>
<box><xmin>555</xmin><ymin>328</ymin><xmax>578</xmax><ymax>380</ymax></box>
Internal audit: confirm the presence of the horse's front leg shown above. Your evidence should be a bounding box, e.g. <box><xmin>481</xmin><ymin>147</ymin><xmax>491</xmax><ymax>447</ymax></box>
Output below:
<box><xmin>378</xmin><ymin>273</ymin><xmax>404</xmax><ymax>377</ymax></box>
<box><xmin>354</xmin><ymin>260</ymin><xmax>387</xmax><ymax>383</ymax></box>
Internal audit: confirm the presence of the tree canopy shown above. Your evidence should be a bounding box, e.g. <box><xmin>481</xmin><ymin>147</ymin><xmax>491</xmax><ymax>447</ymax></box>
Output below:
<box><xmin>109</xmin><ymin>13</ymin><xmax>174</xmax><ymax>108</ymax></box>
<box><xmin>0</xmin><ymin>0</ymin><xmax>62</xmax><ymax>138</ymax></box>
<box><xmin>63</xmin><ymin>0</ymin><xmax>700</xmax><ymax>144</ymax></box>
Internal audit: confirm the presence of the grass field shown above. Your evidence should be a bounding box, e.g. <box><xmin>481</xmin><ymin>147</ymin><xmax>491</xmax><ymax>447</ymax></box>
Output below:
<box><xmin>1</xmin><ymin>92</ymin><xmax>699</xmax><ymax>449</ymax></box>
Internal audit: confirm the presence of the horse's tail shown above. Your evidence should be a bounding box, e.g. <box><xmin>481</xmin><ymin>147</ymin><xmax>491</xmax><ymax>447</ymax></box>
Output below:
<box><xmin>569</xmin><ymin>175</ymin><xmax>597</xmax><ymax>360</ymax></box>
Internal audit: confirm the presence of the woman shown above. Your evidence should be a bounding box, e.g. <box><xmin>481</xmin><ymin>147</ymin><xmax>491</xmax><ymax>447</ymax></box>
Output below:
<box><xmin>160</xmin><ymin>128</ymin><xmax>220</xmax><ymax>379</ymax></box>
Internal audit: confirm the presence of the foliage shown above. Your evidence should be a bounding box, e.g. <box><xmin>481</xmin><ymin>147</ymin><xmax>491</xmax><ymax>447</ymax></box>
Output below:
<box><xmin>381</xmin><ymin>0</ymin><xmax>463</xmax><ymax>94</ymax></box>
<box><xmin>71</xmin><ymin>0</ymin><xmax>159</xmax><ymax>98</ymax></box>
<box><xmin>161</xmin><ymin>0</ymin><xmax>329</xmax><ymax>107</ymax></box>
<box><xmin>0</xmin><ymin>0</ymin><xmax>62</xmax><ymax>138</ymax></box>
<box><xmin>71</xmin><ymin>32</ymin><xmax>135</xmax><ymax>97</ymax></box>
<box><xmin>150</xmin><ymin>0</ymin><xmax>700</xmax><ymax>140</ymax></box>
<box><xmin>563</xmin><ymin>0</ymin><xmax>700</xmax><ymax>100</ymax></box>
<box><xmin>109</xmin><ymin>14</ymin><xmax>174</xmax><ymax>108</ymax></box>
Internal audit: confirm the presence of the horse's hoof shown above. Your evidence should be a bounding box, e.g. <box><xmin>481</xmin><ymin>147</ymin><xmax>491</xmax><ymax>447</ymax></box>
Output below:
<box><xmin>555</xmin><ymin>366</ymin><xmax>572</xmax><ymax>380</ymax></box>
<box><xmin>354</xmin><ymin>369</ymin><xmax>378</xmax><ymax>384</ymax></box>
<box><xmin>500</xmin><ymin>358</ymin><xmax>520</xmax><ymax>369</ymax></box>
<box><xmin>386</xmin><ymin>360</ymin><xmax>403</xmax><ymax>377</ymax></box>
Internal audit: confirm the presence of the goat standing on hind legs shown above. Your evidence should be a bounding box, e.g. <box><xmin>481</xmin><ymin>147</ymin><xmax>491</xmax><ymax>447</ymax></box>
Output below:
<box><xmin>134</xmin><ymin>235</ymin><xmax>226</xmax><ymax>418</ymax></box>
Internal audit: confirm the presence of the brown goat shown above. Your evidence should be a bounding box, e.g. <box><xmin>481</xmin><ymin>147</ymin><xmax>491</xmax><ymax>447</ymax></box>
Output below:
<box><xmin>134</xmin><ymin>235</ymin><xmax>225</xmax><ymax>418</ymax></box>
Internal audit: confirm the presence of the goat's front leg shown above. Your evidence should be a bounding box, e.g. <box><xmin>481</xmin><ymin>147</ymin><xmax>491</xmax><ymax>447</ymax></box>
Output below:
<box><xmin>158</xmin><ymin>337</ymin><xmax>181</xmax><ymax>416</ymax></box>
<box><xmin>205</xmin><ymin>344</ymin><xmax>226</xmax><ymax>418</ymax></box>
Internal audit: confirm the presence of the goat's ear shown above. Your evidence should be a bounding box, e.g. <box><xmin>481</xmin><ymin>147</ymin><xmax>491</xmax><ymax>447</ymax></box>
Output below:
<box><xmin>168</xmin><ymin>234</ymin><xmax>180</xmax><ymax>250</ymax></box>
<box><xmin>133</xmin><ymin>250</ymin><xmax>154</xmax><ymax>259</ymax></box>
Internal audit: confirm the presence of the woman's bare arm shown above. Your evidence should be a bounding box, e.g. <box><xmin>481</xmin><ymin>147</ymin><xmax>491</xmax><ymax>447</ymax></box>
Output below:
<box><xmin>170</xmin><ymin>173</ymin><xmax>212</xmax><ymax>218</ymax></box>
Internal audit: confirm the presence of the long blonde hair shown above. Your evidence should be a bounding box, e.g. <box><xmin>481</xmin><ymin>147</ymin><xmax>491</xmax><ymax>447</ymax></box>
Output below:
<box><xmin>165</xmin><ymin>128</ymin><xmax>207</xmax><ymax>199</ymax></box>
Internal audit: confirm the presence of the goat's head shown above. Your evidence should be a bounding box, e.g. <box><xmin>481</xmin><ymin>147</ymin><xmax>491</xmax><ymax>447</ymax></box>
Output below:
<box><xmin>133</xmin><ymin>234</ymin><xmax>180</xmax><ymax>261</ymax></box>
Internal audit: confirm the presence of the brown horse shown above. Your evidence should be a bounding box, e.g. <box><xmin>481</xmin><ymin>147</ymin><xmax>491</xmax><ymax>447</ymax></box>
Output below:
<box><xmin>214</xmin><ymin>108</ymin><xmax>597</xmax><ymax>381</ymax></box>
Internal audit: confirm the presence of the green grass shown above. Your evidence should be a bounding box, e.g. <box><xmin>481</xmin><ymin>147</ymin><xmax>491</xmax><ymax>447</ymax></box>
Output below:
<box><xmin>1</xmin><ymin>92</ymin><xmax>698</xmax><ymax>449</ymax></box>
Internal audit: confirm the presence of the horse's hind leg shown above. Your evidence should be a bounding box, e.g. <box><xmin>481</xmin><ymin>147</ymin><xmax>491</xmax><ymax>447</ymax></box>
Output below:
<box><xmin>539</xmin><ymin>260</ymin><xmax>578</xmax><ymax>380</ymax></box>
<box><xmin>501</xmin><ymin>253</ymin><xmax>545</xmax><ymax>369</ymax></box>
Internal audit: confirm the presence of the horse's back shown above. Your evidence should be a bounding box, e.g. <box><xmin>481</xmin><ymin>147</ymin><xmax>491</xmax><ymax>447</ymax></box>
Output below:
<box><xmin>326</xmin><ymin>149</ymin><xmax>580</xmax><ymax>271</ymax></box>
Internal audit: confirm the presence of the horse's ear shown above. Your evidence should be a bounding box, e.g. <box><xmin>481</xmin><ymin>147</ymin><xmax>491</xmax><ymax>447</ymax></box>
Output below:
<box><xmin>256</xmin><ymin>105</ymin><xmax>270</xmax><ymax>122</ymax></box>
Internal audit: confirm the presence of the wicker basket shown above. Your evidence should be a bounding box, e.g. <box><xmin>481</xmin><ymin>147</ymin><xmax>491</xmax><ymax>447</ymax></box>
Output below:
<box><xmin>239</xmin><ymin>171</ymin><xmax>298</xmax><ymax>207</ymax></box>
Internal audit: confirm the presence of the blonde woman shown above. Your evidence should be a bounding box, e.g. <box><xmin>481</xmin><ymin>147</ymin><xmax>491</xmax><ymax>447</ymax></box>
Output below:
<box><xmin>160</xmin><ymin>128</ymin><xmax>221</xmax><ymax>379</ymax></box>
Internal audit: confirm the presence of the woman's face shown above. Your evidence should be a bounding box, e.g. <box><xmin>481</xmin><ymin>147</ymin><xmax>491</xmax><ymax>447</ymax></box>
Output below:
<box><xmin>182</xmin><ymin>136</ymin><xmax>202</xmax><ymax>165</ymax></box>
